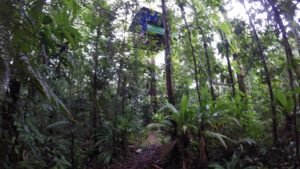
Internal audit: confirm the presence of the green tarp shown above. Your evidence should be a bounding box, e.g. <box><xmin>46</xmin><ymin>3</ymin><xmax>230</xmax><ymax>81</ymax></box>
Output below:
<box><xmin>147</xmin><ymin>24</ymin><xmax>164</xmax><ymax>36</ymax></box>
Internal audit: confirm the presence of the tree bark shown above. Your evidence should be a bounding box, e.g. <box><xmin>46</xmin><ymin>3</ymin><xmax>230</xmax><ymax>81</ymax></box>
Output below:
<box><xmin>161</xmin><ymin>0</ymin><xmax>176</xmax><ymax>106</ymax></box>
<box><xmin>113</xmin><ymin>58</ymin><xmax>123</xmax><ymax>153</ymax></box>
<box><xmin>189</xmin><ymin>0</ymin><xmax>215</xmax><ymax>101</ymax></box>
<box><xmin>91</xmin><ymin>25</ymin><xmax>101</xmax><ymax>144</ymax></box>
<box><xmin>120</xmin><ymin>76</ymin><xmax>126</xmax><ymax>115</ymax></box>
<box><xmin>2</xmin><ymin>79</ymin><xmax>21</xmax><ymax>163</ymax></box>
<box><xmin>180</xmin><ymin>2</ymin><xmax>208</xmax><ymax>168</ymax></box>
<box><xmin>203</xmin><ymin>37</ymin><xmax>216</xmax><ymax>101</ymax></box>
<box><xmin>149</xmin><ymin>56</ymin><xmax>158</xmax><ymax>114</ymax></box>
<box><xmin>233</xmin><ymin>53</ymin><xmax>247</xmax><ymax>95</ymax></box>
<box><xmin>178</xmin><ymin>2</ymin><xmax>201</xmax><ymax>106</ymax></box>
<box><xmin>0</xmin><ymin>1</ymin><xmax>12</xmax><ymax>100</ymax></box>
<box><xmin>219</xmin><ymin>31</ymin><xmax>236</xmax><ymax>97</ymax></box>
<box><xmin>0</xmin><ymin>1</ymin><xmax>21</xmax><ymax>163</ymax></box>
<box><xmin>241</xmin><ymin>0</ymin><xmax>278</xmax><ymax>145</ymax></box>
<box><xmin>265</xmin><ymin>0</ymin><xmax>299</xmax><ymax>157</ymax></box>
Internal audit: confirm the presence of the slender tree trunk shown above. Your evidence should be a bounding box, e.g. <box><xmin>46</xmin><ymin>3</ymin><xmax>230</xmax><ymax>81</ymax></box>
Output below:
<box><xmin>219</xmin><ymin>31</ymin><xmax>235</xmax><ymax>97</ymax></box>
<box><xmin>288</xmin><ymin>16</ymin><xmax>300</xmax><ymax>57</ymax></box>
<box><xmin>265</xmin><ymin>0</ymin><xmax>299</xmax><ymax>157</ymax></box>
<box><xmin>120</xmin><ymin>77</ymin><xmax>126</xmax><ymax>115</ymax></box>
<box><xmin>161</xmin><ymin>0</ymin><xmax>175</xmax><ymax>106</ymax></box>
<box><xmin>203</xmin><ymin>36</ymin><xmax>215</xmax><ymax>101</ymax></box>
<box><xmin>265</xmin><ymin>0</ymin><xmax>300</xmax><ymax>79</ymax></box>
<box><xmin>113</xmin><ymin>59</ymin><xmax>123</xmax><ymax>154</ymax></box>
<box><xmin>91</xmin><ymin>25</ymin><xmax>101</xmax><ymax>144</ymax></box>
<box><xmin>178</xmin><ymin>4</ymin><xmax>207</xmax><ymax>169</ymax></box>
<box><xmin>178</xmin><ymin>2</ymin><xmax>201</xmax><ymax>106</ymax></box>
<box><xmin>70</xmin><ymin>130</ymin><xmax>75</xmax><ymax>169</ymax></box>
<box><xmin>190</xmin><ymin>1</ymin><xmax>215</xmax><ymax>101</ymax></box>
<box><xmin>149</xmin><ymin>56</ymin><xmax>158</xmax><ymax>114</ymax></box>
<box><xmin>233</xmin><ymin>53</ymin><xmax>247</xmax><ymax>95</ymax></box>
<box><xmin>188</xmin><ymin>3</ymin><xmax>210</xmax><ymax>168</ymax></box>
<box><xmin>241</xmin><ymin>0</ymin><xmax>278</xmax><ymax>145</ymax></box>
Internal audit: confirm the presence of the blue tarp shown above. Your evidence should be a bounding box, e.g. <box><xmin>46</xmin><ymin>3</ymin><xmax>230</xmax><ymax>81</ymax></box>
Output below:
<box><xmin>139</xmin><ymin>10</ymin><xmax>159</xmax><ymax>33</ymax></box>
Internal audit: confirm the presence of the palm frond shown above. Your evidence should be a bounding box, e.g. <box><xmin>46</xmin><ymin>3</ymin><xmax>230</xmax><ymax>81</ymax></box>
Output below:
<box><xmin>158</xmin><ymin>102</ymin><xmax>178</xmax><ymax>113</ymax></box>
<box><xmin>180</xmin><ymin>95</ymin><xmax>188</xmax><ymax>113</ymax></box>
<box><xmin>47</xmin><ymin>120</ymin><xmax>71</xmax><ymax>129</ymax></box>
<box><xmin>204</xmin><ymin>131</ymin><xmax>233</xmax><ymax>149</ymax></box>
<box><xmin>20</xmin><ymin>55</ymin><xmax>76</xmax><ymax>122</ymax></box>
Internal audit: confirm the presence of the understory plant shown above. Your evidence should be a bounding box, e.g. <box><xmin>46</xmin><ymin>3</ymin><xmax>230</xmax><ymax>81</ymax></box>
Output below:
<box><xmin>148</xmin><ymin>95</ymin><xmax>232</xmax><ymax>169</ymax></box>
<box><xmin>95</xmin><ymin>112</ymin><xmax>142</xmax><ymax>165</ymax></box>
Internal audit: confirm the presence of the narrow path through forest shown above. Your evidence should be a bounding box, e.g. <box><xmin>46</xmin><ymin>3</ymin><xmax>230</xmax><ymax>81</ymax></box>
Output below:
<box><xmin>108</xmin><ymin>144</ymin><xmax>162</xmax><ymax>169</ymax></box>
<box><xmin>96</xmin><ymin>132</ymin><xmax>163</xmax><ymax>169</ymax></box>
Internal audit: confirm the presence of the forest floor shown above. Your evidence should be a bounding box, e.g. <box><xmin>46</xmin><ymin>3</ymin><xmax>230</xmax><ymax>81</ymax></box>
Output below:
<box><xmin>95</xmin><ymin>132</ymin><xmax>164</xmax><ymax>169</ymax></box>
<box><xmin>106</xmin><ymin>144</ymin><xmax>162</xmax><ymax>169</ymax></box>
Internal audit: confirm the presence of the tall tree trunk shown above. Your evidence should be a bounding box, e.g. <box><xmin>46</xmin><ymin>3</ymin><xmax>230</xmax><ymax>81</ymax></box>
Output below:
<box><xmin>161</xmin><ymin>0</ymin><xmax>175</xmax><ymax>106</ymax></box>
<box><xmin>2</xmin><ymin>79</ymin><xmax>21</xmax><ymax>163</ymax></box>
<box><xmin>0</xmin><ymin>1</ymin><xmax>11</xmax><ymax>100</ymax></box>
<box><xmin>241</xmin><ymin>0</ymin><xmax>278</xmax><ymax>145</ymax></box>
<box><xmin>265</xmin><ymin>0</ymin><xmax>299</xmax><ymax>157</ymax></box>
<box><xmin>0</xmin><ymin>1</ymin><xmax>21</xmax><ymax>163</ymax></box>
<box><xmin>161</xmin><ymin>2</ymin><xmax>180</xmax><ymax>168</ymax></box>
<box><xmin>219</xmin><ymin>31</ymin><xmax>236</xmax><ymax>97</ymax></box>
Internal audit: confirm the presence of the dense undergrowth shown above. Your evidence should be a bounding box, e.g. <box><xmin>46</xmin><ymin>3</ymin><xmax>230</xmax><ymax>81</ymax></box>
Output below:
<box><xmin>0</xmin><ymin>0</ymin><xmax>299</xmax><ymax>168</ymax></box>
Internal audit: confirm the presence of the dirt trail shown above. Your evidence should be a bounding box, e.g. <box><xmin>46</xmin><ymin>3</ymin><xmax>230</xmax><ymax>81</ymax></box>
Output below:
<box><xmin>108</xmin><ymin>144</ymin><xmax>162</xmax><ymax>169</ymax></box>
<box><xmin>97</xmin><ymin>132</ymin><xmax>163</xmax><ymax>169</ymax></box>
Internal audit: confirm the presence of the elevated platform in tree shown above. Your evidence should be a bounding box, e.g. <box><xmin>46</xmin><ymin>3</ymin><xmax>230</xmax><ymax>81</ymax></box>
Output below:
<box><xmin>129</xmin><ymin>7</ymin><xmax>164</xmax><ymax>51</ymax></box>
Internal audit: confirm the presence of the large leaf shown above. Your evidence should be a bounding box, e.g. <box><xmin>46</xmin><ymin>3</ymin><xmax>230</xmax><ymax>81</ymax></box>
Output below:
<box><xmin>275</xmin><ymin>90</ymin><xmax>294</xmax><ymax>113</ymax></box>
<box><xmin>204</xmin><ymin>131</ymin><xmax>232</xmax><ymax>149</ymax></box>
<box><xmin>20</xmin><ymin>55</ymin><xmax>76</xmax><ymax>122</ymax></box>
<box><xmin>180</xmin><ymin>95</ymin><xmax>188</xmax><ymax>113</ymax></box>
<box><xmin>275</xmin><ymin>90</ymin><xmax>287</xmax><ymax>109</ymax></box>
<box><xmin>159</xmin><ymin>102</ymin><xmax>178</xmax><ymax>114</ymax></box>
<box><xmin>218</xmin><ymin>22</ymin><xmax>232</xmax><ymax>36</ymax></box>
<box><xmin>47</xmin><ymin>120</ymin><xmax>70</xmax><ymax>129</ymax></box>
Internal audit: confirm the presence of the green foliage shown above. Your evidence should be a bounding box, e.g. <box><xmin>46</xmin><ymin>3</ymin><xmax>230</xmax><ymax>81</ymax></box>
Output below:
<box><xmin>13</xmin><ymin>118</ymin><xmax>72</xmax><ymax>169</ymax></box>
<box><xmin>204</xmin><ymin>131</ymin><xmax>231</xmax><ymax>149</ymax></box>
<box><xmin>95</xmin><ymin>121</ymin><xmax>114</xmax><ymax>165</ymax></box>
<box><xmin>0</xmin><ymin>0</ymin><xmax>299</xmax><ymax>168</ymax></box>
<box><xmin>208</xmin><ymin>95</ymin><xmax>266</xmax><ymax>140</ymax></box>
<box><xmin>157</xmin><ymin>95</ymin><xmax>198</xmax><ymax>137</ymax></box>
<box><xmin>21</xmin><ymin>55</ymin><xmax>76</xmax><ymax>122</ymax></box>
<box><xmin>95</xmin><ymin>113</ymin><xmax>142</xmax><ymax>165</ymax></box>
<box><xmin>209</xmin><ymin>154</ymin><xmax>240</xmax><ymax>169</ymax></box>
<box><xmin>274</xmin><ymin>90</ymin><xmax>294</xmax><ymax>114</ymax></box>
